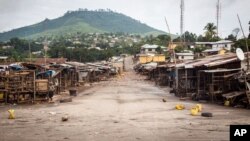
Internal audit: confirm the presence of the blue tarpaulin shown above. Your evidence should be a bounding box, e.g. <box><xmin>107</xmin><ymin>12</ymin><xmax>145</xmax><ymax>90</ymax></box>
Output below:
<box><xmin>9</xmin><ymin>64</ymin><xmax>22</xmax><ymax>71</ymax></box>
<box><xmin>36</xmin><ymin>70</ymin><xmax>56</xmax><ymax>77</ymax></box>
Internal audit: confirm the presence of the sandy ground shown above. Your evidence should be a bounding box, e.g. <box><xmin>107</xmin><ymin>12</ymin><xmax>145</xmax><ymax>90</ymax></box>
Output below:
<box><xmin>0</xmin><ymin>57</ymin><xmax>250</xmax><ymax>141</ymax></box>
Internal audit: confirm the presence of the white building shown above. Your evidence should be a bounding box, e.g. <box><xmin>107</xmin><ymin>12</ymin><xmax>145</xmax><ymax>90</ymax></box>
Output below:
<box><xmin>0</xmin><ymin>45</ymin><xmax>13</xmax><ymax>49</ymax></box>
<box><xmin>140</xmin><ymin>44</ymin><xmax>167</xmax><ymax>54</ymax></box>
<box><xmin>175</xmin><ymin>52</ymin><xmax>194</xmax><ymax>60</ymax></box>
<box><xmin>67</xmin><ymin>47</ymin><xmax>75</xmax><ymax>49</ymax></box>
<box><xmin>32</xmin><ymin>51</ymin><xmax>42</xmax><ymax>55</ymax></box>
<box><xmin>88</xmin><ymin>46</ymin><xmax>102</xmax><ymax>50</ymax></box>
<box><xmin>195</xmin><ymin>40</ymin><xmax>233</xmax><ymax>51</ymax></box>
<box><xmin>0</xmin><ymin>56</ymin><xmax>8</xmax><ymax>64</ymax></box>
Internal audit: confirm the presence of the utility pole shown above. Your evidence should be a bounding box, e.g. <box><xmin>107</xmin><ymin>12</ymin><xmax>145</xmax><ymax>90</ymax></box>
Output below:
<box><xmin>43</xmin><ymin>38</ymin><xmax>48</xmax><ymax>68</ymax></box>
<box><xmin>29</xmin><ymin>40</ymin><xmax>31</xmax><ymax>63</ymax></box>
<box><xmin>165</xmin><ymin>17</ymin><xmax>178</xmax><ymax>94</ymax></box>
<box><xmin>180</xmin><ymin>0</ymin><xmax>185</xmax><ymax>46</ymax></box>
<box><xmin>216</xmin><ymin>0</ymin><xmax>221</xmax><ymax>37</ymax></box>
<box><xmin>249</xmin><ymin>21</ymin><xmax>250</xmax><ymax>39</ymax></box>
<box><xmin>165</xmin><ymin>17</ymin><xmax>176</xmax><ymax>66</ymax></box>
<box><xmin>237</xmin><ymin>14</ymin><xmax>249</xmax><ymax>70</ymax></box>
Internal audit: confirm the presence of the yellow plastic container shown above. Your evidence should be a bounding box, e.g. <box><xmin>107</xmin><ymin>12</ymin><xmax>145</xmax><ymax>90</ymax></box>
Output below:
<box><xmin>196</xmin><ymin>104</ymin><xmax>202</xmax><ymax>112</ymax></box>
<box><xmin>175</xmin><ymin>104</ymin><xmax>185</xmax><ymax>110</ymax></box>
<box><xmin>0</xmin><ymin>92</ymin><xmax>3</xmax><ymax>99</ymax></box>
<box><xmin>190</xmin><ymin>107</ymin><xmax>198</xmax><ymax>116</ymax></box>
<box><xmin>224</xmin><ymin>100</ymin><xmax>230</xmax><ymax>106</ymax></box>
<box><xmin>8</xmin><ymin>109</ymin><xmax>15</xmax><ymax>119</ymax></box>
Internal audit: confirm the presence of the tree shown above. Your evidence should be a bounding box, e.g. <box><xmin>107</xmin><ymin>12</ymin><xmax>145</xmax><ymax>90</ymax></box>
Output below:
<box><xmin>174</xmin><ymin>45</ymin><xmax>184</xmax><ymax>53</ymax></box>
<box><xmin>225</xmin><ymin>34</ymin><xmax>237</xmax><ymax>41</ymax></box>
<box><xmin>173</xmin><ymin>31</ymin><xmax>197</xmax><ymax>42</ymax></box>
<box><xmin>192</xmin><ymin>46</ymin><xmax>206</xmax><ymax>53</ymax></box>
<box><xmin>197</xmin><ymin>35</ymin><xmax>206</xmax><ymax>42</ymax></box>
<box><xmin>155</xmin><ymin>46</ymin><xmax>163</xmax><ymax>54</ymax></box>
<box><xmin>204</xmin><ymin>23</ymin><xmax>217</xmax><ymax>41</ymax></box>
<box><xmin>235</xmin><ymin>39</ymin><xmax>250</xmax><ymax>52</ymax></box>
<box><xmin>156</xmin><ymin>34</ymin><xmax>171</xmax><ymax>46</ymax></box>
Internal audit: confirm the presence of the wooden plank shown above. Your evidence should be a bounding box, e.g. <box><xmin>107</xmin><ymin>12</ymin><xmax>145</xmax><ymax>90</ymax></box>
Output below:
<box><xmin>222</xmin><ymin>91</ymin><xmax>245</xmax><ymax>99</ymax></box>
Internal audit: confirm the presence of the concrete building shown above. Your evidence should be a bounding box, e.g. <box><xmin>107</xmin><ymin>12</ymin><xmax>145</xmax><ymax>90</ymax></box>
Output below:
<box><xmin>0</xmin><ymin>56</ymin><xmax>8</xmax><ymax>64</ymax></box>
<box><xmin>175</xmin><ymin>52</ymin><xmax>194</xmax><ymax>60</ymax></box>
<box><xmin>195</xmin><ymin>40</ymin><xmax>233</xmax><ymax>51</ymax></box>
<box><xmin>140</xmin><ymin>44</ymin><xmax>167</xmax><ymax>54</ymax></box>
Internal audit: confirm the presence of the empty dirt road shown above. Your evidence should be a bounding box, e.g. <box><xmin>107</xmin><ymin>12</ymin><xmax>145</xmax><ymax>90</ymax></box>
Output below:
<box><xmin>0</xmin><ymin>57</ymin><xmax>250</xmax><ymax>141</ymax></box>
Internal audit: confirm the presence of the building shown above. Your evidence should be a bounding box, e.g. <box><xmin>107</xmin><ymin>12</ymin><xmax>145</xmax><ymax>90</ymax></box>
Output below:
<box><xmin>67</xmin><ymin>47</ymin><xmax>75</xmax><ymax>49</ymax></box>
<box><xmin>140</xmin><ymin>44</ymin><xmax>167</xmax><ymax>54</ymax></box>
<box><xmin>202</xmin><ymin>48</ymin><xmax>228</xmax><ymax>56</ymax></box>
<box><xmin>175</xmin><ymin>52</ymin><xmax>194</xmax><ymax>60</ymax></box>
<box><xmin>88</xmin><ymin>46</ymin><xmax>102</xmax><ymax>50</ymax></box>
<box><xmin>169</xmin><ymin>42</ymin><xmax>195</xmax><ymax>49</ymax></box>
<box><xmin>31</xmin><ymin>58</ymin><xmax>67</xmax><ymax>65</ymax></box>
<box><xmin>195</xmin><ymin>40</ymin><xmax>233</xmax><ymax>51</ymax></box>
<box><xmin>32</xmin><ymin>51</ymin><xmax>42</xmax><ymax>55</ymax></box>
<box><xmin>0</xmin><ymin>45</ymin><xmax>13</xmax><ymax>49</ymax></box>
<box><xmin>137</xmin><ymin>54</ymin><xmax>165</xmax><ymax>64</ymax></box>
<box><xmin>0</xmin><ymin>56</ymin><xmax>8</xmax><ymax>64</ymax></box>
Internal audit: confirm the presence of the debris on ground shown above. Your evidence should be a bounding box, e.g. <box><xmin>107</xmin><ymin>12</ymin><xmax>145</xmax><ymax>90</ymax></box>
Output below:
<box><xmin>201</xmin><ymin>112</ymin><xmax>213</xmax><ymax>117</ymax></box>
<box><xmin>62</xmin><ymin>116</ymin><xmax>69</xmax><ymax>122</ymax></box>
<box><xmin>60</xmin><ymin>97</ymin><xmax>73</xmax><ymax>103</ymax></box>
<box><xmin>162</xmin><ymin>98</ymin><xmax>167</xmax><ymax>102</ymax></box>
<box><xmin>190</xmin><ymin>107</ymin><xmax>199</xmax><ymax>116</ymax></box>
<box><xmin>234</xmin><ymin>105</ymin><xmax>245</xmax><ymax>108</ymax></box>
<box><xmin>49</xmin><ymin>112</ymin><xmax>56</xmax><ymax>115</ymax></box>
<box><xmin>8</xmin><ymin>109</ymin><xmax>15</xmax><ymax>119</ymax></box>
<box><xmin>196</xmin><ymin>104</ymin><xmax>202</xmax><ymax>112</ymax></box>
<box><xmin>179</xmin><ymin>97</ymin><xmax>188</xmax><ymax>101</ymax></box>
<box><xmin>175</xmin><ymin>104</ymin><xmax>185</xmax><ymax>110</ymax></box>
<box><xmin>69</xmin><ymin>88</ymin><xmax>77</xmax><ymax>96</ymax></box>
<box><xmin>224</xmin><ymin>100</ymin><xmax>230</xmax><ymax>106</ymax></box>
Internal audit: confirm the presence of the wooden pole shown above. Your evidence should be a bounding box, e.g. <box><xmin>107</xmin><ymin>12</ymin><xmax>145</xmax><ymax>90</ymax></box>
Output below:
<box><xmin>29</xmin><ymin>40</ymin><xmax>31</xmax><ymax>63</ymax></box>
<box><xmin>165</xmin><ymin>17</ymin><xmax>176</xmax><ymax>65</ymax></box>
<box><xmin>33</xmin><ymin>71</ymin><xmax>36</xmax><ymax>102</ymax></box>
<box><xmin>212</xmin><ymin>73</ymin><xmax>214</xmax><ymax>103</ymax></box>
<box><xmin>197</xmin><ymin>71</ymin><xmax>200</xmax><ymax>99</ymax></box>
<box><xmin>185</xmin><ymin>69</ymin><xmax>188</xmax><ymax>95</ymax></box>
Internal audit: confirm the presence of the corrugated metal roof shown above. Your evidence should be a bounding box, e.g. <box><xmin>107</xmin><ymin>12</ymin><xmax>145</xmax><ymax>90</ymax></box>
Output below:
<box><xmin>201</xmin><ymin>68</ymin><xmax>241</xmax><ymax>73</ymax></box>
<box><xmin>155</xmin><ymin>53</ymin><xmax>239</xmax><ymax>69</ymax></box>
<box><xmin>195</xmin><ymin>40</ymin><xmax>233</xmax><ymax>45</ymax></box>
<box><xmin>141</xmin><ymin>44</ymin><xmax>166</xmax><ymax>49</ymax></box>
<box><xmin>204</xmin><ymin>58</ymin><xmax>238</xmax><ymax>67</ymax></box>
<box><xmin>184</xmin><ymin>53</ymin><xmax>238</xmax><ymax>68</ymax></box>
<box><xmin>176</xmin><ymin>52</ymin><xmax>194</xmax><ymax>56</ymax></box>
<box><xmin>185</xmin><ymin>60</ymin><xmax>210</xmax><ymax>68</ymax></box>
<box><xmin>66</xmin><ymin>61</ymin><xmax>86</xmax><ymax>67</ymax></box>
<box><xmin>0</xmin><ymin>56</ymin><xmax>8</xmax><ymax>59</ymax></box>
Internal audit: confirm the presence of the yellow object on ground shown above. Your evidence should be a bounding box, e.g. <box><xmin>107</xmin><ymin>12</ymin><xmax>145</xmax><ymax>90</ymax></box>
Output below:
<box><xmin>224</xmin><ymin>100</ymin><xmax>230</xmax><ymax>106</ymax></box>
<box><xmin>191</xmin><ymin>107</ymin><xmax>199</xmax><ymax>116</ymax></box>
<box><xmin>8</xmin><ymin>109</ymin><xmax>15</xmax><ymax>119</ymax></box>
<box><xmin>175</xmin><ymin>104</ymin><xmax>185</xmax><ymax>110</ymax></box>
<box><xmin>196</xmin><ymin>104</ymin><xmax>202</xmax><ymax>112</ymax></box>
<box><xmin>0</xmin><ymin>92</ymin><xmax>3</xmax><ymax>99</ymax></box>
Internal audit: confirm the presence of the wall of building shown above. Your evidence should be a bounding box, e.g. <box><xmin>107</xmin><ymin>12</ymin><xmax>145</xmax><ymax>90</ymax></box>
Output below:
<box><xmin>212</xmin><ymin>43</ymin><xmax>232</xmax><ymax>51</ymax></box>
<box><xmin>177</xmin><ymin>55</ymin><xmax>194</xmax><ymax>60</ymax></box>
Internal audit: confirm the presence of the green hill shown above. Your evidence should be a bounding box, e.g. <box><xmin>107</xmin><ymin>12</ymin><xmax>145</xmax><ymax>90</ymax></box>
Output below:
<box><xmin>0</xmin><ymin>9</ymin><xmax>168</xmax><ymax>41</ymax></box>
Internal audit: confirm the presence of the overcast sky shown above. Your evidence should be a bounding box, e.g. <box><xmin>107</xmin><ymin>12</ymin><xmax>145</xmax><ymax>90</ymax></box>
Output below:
<box><xmin>0</xmin><ymin>0</ymin><xmax>249</xmax><ymax>37</ymax></box>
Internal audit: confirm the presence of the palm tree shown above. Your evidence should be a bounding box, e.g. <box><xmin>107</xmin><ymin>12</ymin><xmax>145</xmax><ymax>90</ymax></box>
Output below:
<box><xmin>204</xmin><ymin>23</ymin><xmax>217</xmax><ymax>41</ymax></box>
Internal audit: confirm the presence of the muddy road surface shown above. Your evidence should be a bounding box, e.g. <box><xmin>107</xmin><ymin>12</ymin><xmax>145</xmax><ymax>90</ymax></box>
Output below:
<box><xmin>0</xmin><ymin>57</ymin><xmax>250</xmax><ymax>141</ymax></box>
